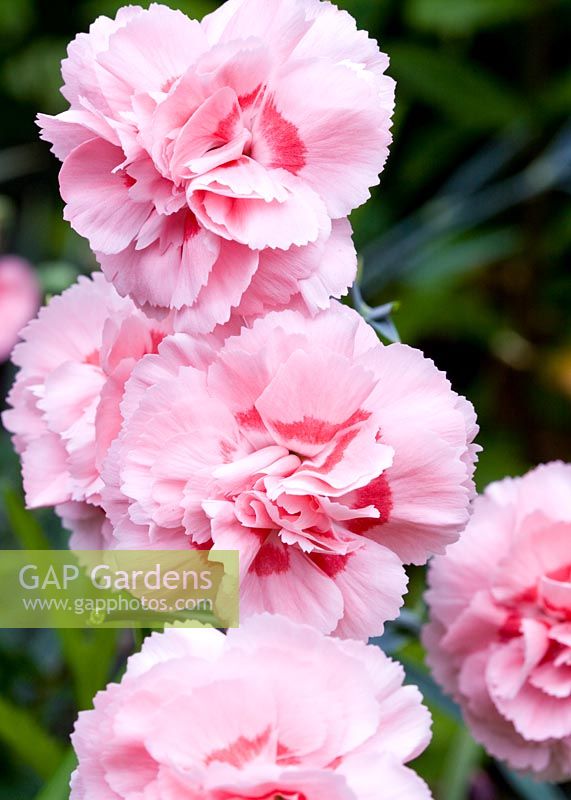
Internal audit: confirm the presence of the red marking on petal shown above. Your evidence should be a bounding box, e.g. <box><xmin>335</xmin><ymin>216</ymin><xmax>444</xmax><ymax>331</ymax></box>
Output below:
<box><xmin>194</xmin><ymin>539</ymin><xmax>214</xmax><ymax>551</ymax></box>
<box><xmin>347</xmin><ymin>473</ymin><xmax>393</xmax><ymax>534</ymax></box>
<box><xmin>311</xmin><ymin>551</ymin><xmax>351</xmax><ymax>578</ymax></box>
<box><xmin>236</xmin><ymin>407</ymin><xmax>266</xmax><ymax>430</ymax></box>
<box><xmin>219</xmin><ymin>439</ymin><xmax>238</xmax><ymax>462</ymax></box>
<box><xmin>149</xmin><ymin>329</ymin><xmax>166</xmax><ymax>354</ymax></box>
<box><xmin>277</xmin><ymin>742</ymin><xmax>301</xmax><ymax>766</ymax></box>
<box><xmin>310</xmin><ymin>428</ymin><xmax>360</xmax><ymax>474</ymax></box>
<box><xmin>183</xmin><ymin>211</ymin><xmax>200</xmax><ymax>241</ymax></box>
<box><xmin>122</xmin><ymin>171</ymin><xmax>136</xmax><ymax>189</ymax></box>
<box><xmin>271</xmin><ymin>410</ymin><xmax>370</xmax><ymax>448</ymax></box>
<box><xmin>205</xmin><ymin>726</ymin><xmax>271</xmax><ymax>768</ymax></box>
<box><xmin>498</xmin><ymin>613</ymin><xmax>522</xmax><ymax>642</ymax></box>
<box><xmin>239</xmin><ymin>84</ymin><xmax>263</xmax><ymax>110</ymax></box>
<box><xmin>306</xmin><ymin>525</ymin><xmax>334</xmax><ymax>539</ymax></box>
<box><xmin>215</xmin><ymin>105</ymin><xmax>242</xmax><ymax>142</ymax></box>
<box><xmin>513</xmin><ymin>586</ymin><xmax>539</xmax><ymax>605</ymax></box>
<box><xmin>251</xmin><ymin>528</ymin><xmax>272</xmax><ymax>541</ymax></box>
<box><xmin>539</xmin><ymin>638</ymin><xmax>566</xmax><ymax>667</ymax></box>
<box><xmin>548</xmin><ymin>565</ymin><xmax>571</xmax><ymax>583</ymax></box>
<box><xmin>252</xmin><ymin>541</ymin><xmax>290</xmax><ymax>577</ymax></box>
<box><xmin>161</xmin><ymin>76</ymin><xmax>178</xmax><ymax>93</ymax></box>
<box><xmin>84</xmin><ymin>350</ymin><xmax>100</xmax><ymax>366</ymax></box>
<box><xmin>257</xmin><ymin>97</ymin><xmax>306</xmax><ymax>174</ymax></box>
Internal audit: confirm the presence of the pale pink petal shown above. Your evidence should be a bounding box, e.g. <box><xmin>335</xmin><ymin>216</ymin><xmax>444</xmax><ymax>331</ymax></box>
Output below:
<box><xmin>296</xmin><ymin>218</ymin><xmax>357</xmax><ymax>311</ymax></box>
<box><xmin>127</xmin><ymin>626</ymin><xmax>226</xmax><ymax>679</ymax></box>
<box><xmin>172</xmin><ymin>240</ymin><xmax>259</xmax><ymax>333</ymax></box>
<box><xmin>313</xmin><ymin>539</ymin><xmax>407</xmax><ymax>640</ymax></box>
<box><xmin>101</xmin><ymin>211</ymin><xmax>221</xmax><ymax>311</ymax></box>
<box><xmin>97</xmin><ymin>5</ymin><xmax>208</xmax><ymax>111</ymax></box>
<box><xmin>22</xmin><ymin>433</ymin><xmax>71</xmax><ymax>508</ymax></box>
<box><xmin>57</xmin><ymin>501</ymin><xmax>113</xmax><ymax>550</ymax></box>
<box><xmin>196</xmin><ymin>38</ymin><xmax>272</xmax><ymax>111</ymax></box>
<box><xmin>531</xmin><ymin>662</ymin><xmax>571</xmax><ymax>699</ymax></box>
<box><xmin>60</xmin><ymin>6</ymin><xmax>143</xmax><ymax>110</ymax></box>
<box><xmin>491</xmin><ymin>667</ymin><xmax>571</xmax><ymax>741</ymax></box>
<box><xmin>339</xmin><ymin>752</ymin><xmax>432</xmax><ymax>800</ymax></box>
<box><xmin>255</xmin><ymin>60</ymin><xmax>392</xmax><ymax>217</ymax></box>
<box><xmin>38</xmin><ymin>111</ymin><xmax>104</xmax><ymax>161</ymax></box>
<box><xmin>242</xmin><ymin>538</ymin><xmax>344</xmax><ymax>634</ymax></box>
<box><xmin>292</xmin><ymin>2</ymin><xmax>391</xmax><ymax>79</ymax></box>
<box><xmin>255</xmin><ymin>349</ymin><xmax>376</xmax><ymax>457</ymax></box>
<box><xmin>189</xmin><ymin>159</ymin><xmax>330</xmax><ymax>249</ymax></box>
<box><xmin>171</xmin><ymin>87</ymin><xmax>245</xmax><ymax>177</ymax></box>
<box><xmin>202</xmin><ymin>0</ymin><xmax>310</xmax><ymax>58</ymax></box>
<box><xmin>60</xmin><ymin>138</ymin><xmax>152</xmax><ymax>254</ymax></box>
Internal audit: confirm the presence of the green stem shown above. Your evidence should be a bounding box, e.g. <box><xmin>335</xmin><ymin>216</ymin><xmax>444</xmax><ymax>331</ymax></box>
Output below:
<box><xmin>442</xmin><ymin>727</ymin><xmax>483</xmax><ymax>800</ymax></box>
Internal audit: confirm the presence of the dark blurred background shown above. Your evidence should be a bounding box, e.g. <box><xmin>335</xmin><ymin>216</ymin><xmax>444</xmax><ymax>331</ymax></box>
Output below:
<box><xmin>0</xmin><ymin>1</ymin><xmax>570</xmax><ymax>798</ymax></box>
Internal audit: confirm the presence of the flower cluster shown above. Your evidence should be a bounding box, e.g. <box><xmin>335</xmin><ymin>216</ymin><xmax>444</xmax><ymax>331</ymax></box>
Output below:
<box><xmin>1</xmin><ymin>2</ymin><xmax>479</xmax><ymax>792</ymax></box>
<box><xmin>3</xmin><ymin>0</ymin><xmax>481</xmax><ymax>645</ymax></box>
<box><xmin>425</xmin><ymin>463</ymin><xmax>571</xmax><ymax>781</ymax></box>
<box><xmin>5</xmin><ymin>292</ymin><xmax>478</xmax><ymax>637</ymax></box>
<box><xmin>8</xmin><ymin>0</ymin><xmax>569</xmax><ymax>791</ymax></box>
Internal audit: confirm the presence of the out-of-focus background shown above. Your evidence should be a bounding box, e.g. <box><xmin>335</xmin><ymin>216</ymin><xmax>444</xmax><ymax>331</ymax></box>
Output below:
<box><xmin>0</xmin><ymin>1</ymin><xmax>570</xmax><ymax>798</ymax></box>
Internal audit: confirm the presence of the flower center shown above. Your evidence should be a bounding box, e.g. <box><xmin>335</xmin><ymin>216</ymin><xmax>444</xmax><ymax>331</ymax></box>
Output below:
<box><xmin>497</xmin><ymin>563</ymin><xmax>571</xmax><ymax>641</ymax></box>
<box><xmin>212</xmin><ymin>438</ymin><xmax>386</xmax><ymax>555</ymax></box>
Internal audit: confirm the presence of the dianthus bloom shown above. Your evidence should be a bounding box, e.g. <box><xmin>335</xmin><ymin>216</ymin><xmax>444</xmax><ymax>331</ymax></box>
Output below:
<box><xmin>38</xmin><ymin>0</ymin><xmax>394</xmax><ymax>330</ymax></box>
<box><xmin>424</xmin><ymin>462</ymin><xmax>571</xmax><ymax>781</ymax></box>
<box><xmin>2</xmin><ymin>274</ymin><xmax>172</xmax><ymax>549</ymax></box>
<box><xmin>0</xmin><ymin>256</ymin><xmax>40</xmax><ymax>362</ymax></box>
<box><xmin>103</xmin><ymin>303</ymin><xmax>478</xmax><ymax>638</ymax></box>
<box><xmin>71</xmin><ymin>614</ymin><xmax>433</xmax><ymax>799</ymax></box>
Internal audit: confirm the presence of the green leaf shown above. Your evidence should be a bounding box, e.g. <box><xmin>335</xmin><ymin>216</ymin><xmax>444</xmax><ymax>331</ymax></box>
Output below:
<box><xmin>0</xmin><ymin>144</ymin><xmax>46</xmax><ymax>183</ymax></box>
<box><xmin>1</xmin><ymin>38</ymin><xmax>67</xmax><ymax>113</ymax></box>
<box><xmin>399</xmin><ymin>126</ymin><xmax>470</xmax><ymax>194</ymax></box>
<box><xmin>0</xmin><ymin>695</ymin><xmax>64</xmax><ymax>779</ymax></box>
<box><xmin>401</xmin><ymin>659</ymin><xmax>463</xmax><ymax>723</ymax></box>
<box><xmin>388</xmin><ymin>43</ymin><xmax>528</xmax><ymax>130</ymax></box>
<box><xmin>335</xmin><ymin>0</ymin><xmax>394</xmax><ymax>31</ymax></box>
<box><xmin>0</xmin><ymin>0</ymin><xmax>33</xmax><ymax>41</ymax></box>
<box><xmin>405</xmin><ymin>228</ymin><xmax>520</xmax><ymax>287</ymax></box>
<box><xmin>35</xmin><ymin>750</ymin><xmax>76</xmax><ymax>800</ymax></box>
<box><xmin>57</xmin><ymin>629</ymin><xmax>119</xmax><ymax>710</ymax></box>
<box><xmin>37</xmin><ymin>261</ymin><xmax>80</xmax><ymax>296</ymax></box>
<box><xmin>544</xmin><ymin>70</ymin><xmax>571</xmax><ymax>117</ymax></box>
<box><xmin>82</xmin><ymin>0</ymin><xmax>218</xmax><ymax>23</ymax></box>
<box><xmin>405</xmin><ymin>0</ymin><xmax>534</xmax><ymax>36</ymax></box>
<box><xmin>3</xmin><ymin>487</ymin><xmax>52</xmax><ymax>550</ymax></box>
<box><xmin>442</xmin><ymin>727</ymin><xmax>484</xmax><ymax>800</ymax></box>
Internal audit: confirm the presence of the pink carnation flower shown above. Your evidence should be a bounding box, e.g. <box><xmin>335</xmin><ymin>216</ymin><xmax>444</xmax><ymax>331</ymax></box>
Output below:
<box><xmin>0</xmin><ymin>256</ymin><xmax>40</xmax><ymax>363</ymax></box>
<box><xmin>424</xmin><ymin>462</ymin><xmax>571</xmax><ymax>781</ymax></box>
<box><xmin>103</xmin><ymin>303</ymin><xmax>478</xmax><ymax>638</ymax></box>
<box><xmin>38</xmin><ymin>0</ymin><xmax>395</xmax><ymax>330</ymax></box>
<box><xmin>71</xmin><ymin>614</ymin><xmax>433</xmax><ymax>800</ymax></box>
<box><xmin>2</xmin><ymin>273</ymin><xmax>172</xmax><ymax>549</ymax></box>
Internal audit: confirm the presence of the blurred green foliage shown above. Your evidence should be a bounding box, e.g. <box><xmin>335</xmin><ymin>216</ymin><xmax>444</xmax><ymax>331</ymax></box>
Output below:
<box><xmin>1</xmin><ymin>0</ymin><xmax>570</xmax><ymax>798</ymax></box>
